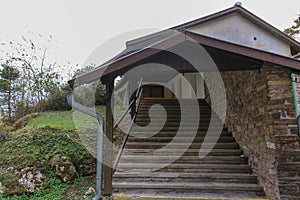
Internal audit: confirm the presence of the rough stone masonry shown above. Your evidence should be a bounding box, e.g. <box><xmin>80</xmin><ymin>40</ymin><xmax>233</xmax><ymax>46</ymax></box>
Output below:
<box><xmin>205</xmin><ymin>63</ymin><xmax>300</xmax><ymax>199</ymax></box>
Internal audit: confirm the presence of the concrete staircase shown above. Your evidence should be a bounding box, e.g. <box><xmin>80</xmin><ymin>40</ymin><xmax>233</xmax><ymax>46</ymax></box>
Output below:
<box><xmin>113</xmin><ymin>99</ymin><xmax>265</xmax><ymax>199</ymax></box>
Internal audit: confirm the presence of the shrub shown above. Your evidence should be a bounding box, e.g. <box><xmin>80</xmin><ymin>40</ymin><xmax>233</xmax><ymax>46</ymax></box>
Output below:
<box><xmin>42</xmin><ymin>91</ymin><xmax>71</xmax><ymax>111</ymax></box>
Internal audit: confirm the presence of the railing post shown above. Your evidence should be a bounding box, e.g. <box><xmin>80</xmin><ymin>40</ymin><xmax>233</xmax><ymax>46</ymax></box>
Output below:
<box><xmin>112</xmin><ymin>79</ymin><xmax>143</xmax><ymax>173</ymax></box>
<box><xmin>130</xmin><ymin>78</ymin><xmax>143</xmax><ymax>118</ymax></box>
<box><xmin>103</xmin><ymin>78</ymin><xmax>114</xmax><ymax>197</ymax></box>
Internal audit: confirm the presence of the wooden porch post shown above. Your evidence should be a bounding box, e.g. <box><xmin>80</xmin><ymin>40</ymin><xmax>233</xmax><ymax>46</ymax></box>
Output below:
<box><xmin>103</xmin><ymin>77</ymin><xmax>114</xmax><ymax>196</ymax></box>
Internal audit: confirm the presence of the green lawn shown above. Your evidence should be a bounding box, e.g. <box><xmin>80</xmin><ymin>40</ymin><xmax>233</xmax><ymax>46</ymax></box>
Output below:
<box><xmin>25</xmin><ymin>111</ymin><xmax>77</xmax><ymax>131</ymax></box>
<box><xmin>25</xmin><ymin>105</ymin><xmax>125</xmax><ymax>132</ymax></box>
<box><xmin>26</xmin><ymin>106</ymin><xmax>106</xmax><ymax>131</ymax></box>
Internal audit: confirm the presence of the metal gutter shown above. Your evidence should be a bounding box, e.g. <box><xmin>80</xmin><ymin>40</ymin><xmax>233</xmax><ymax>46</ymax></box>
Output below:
<box><xmin>67</xmin><ymin>92</ymin><xmax>104</xmax><ymax>200</ymax></box>
<box><xmin>291</xmin><ymin>73</ymin><xmax>299</xmax><ymax>117</ymax></box>
<box><xmin>292</xmin><ymin>53</ymin><xmax>300</xmax><ymax>139</ymax></box>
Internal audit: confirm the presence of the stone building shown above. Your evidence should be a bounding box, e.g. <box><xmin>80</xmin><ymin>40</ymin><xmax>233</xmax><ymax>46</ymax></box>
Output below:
<box><xmin>68</xmin><ymin>3</ymin><xmax>300</xmax><ymax>200</ymax></box>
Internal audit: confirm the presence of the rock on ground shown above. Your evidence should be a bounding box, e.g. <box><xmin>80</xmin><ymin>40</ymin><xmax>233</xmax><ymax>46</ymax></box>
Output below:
<box><xmin>50</xmin><ymin>155</ymin><xmax>78</xmax><ymax>183</ymax></box>
<box><xmin>15</xmin><ymin>167</ymin><xmax>45</xmax><ymax>193</ymax></box>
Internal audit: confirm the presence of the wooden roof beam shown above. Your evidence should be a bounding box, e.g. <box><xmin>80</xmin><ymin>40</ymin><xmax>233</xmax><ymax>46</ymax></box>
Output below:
<box><xmin>185</xmin><ymin>31</ymin><xmax>300</xmax><ymax>70</ymax></box>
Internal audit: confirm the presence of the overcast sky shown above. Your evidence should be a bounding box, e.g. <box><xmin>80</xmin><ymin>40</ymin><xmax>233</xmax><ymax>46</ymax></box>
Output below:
<box><xmin>0</xmin><ymin>0</ymin><xmax>299</xmax><ymax>74</ymax></box>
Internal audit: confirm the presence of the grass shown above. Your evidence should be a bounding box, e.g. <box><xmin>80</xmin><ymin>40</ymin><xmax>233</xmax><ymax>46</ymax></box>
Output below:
<box><xmin>26</xmin><ymin>111</ymin><xmax>76</xmax><ymax>131</ymax></box>
<box><xmin>25</xmin><ymin>106</ymin><xmax>106</xmax><ymax>131</ymax></box>
<box><xmin>25</xmin><ymin>105</ymin><xmax>125</xmax><ymax>132</ymax></box>
<box><xmin>63</xmin><ymin>175</ymin><xmax>95</xmax><ymax>200</ymax></box>
<box><xmin>0</xmin><ymin>104</ymin><xmax>127</xmax><ymax>200</ymax></box>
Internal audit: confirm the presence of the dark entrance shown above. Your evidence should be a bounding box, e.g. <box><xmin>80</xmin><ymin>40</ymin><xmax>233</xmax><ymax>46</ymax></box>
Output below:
<box><xmin>142</xmin><ymin>85</ymin><xmax>164</xmax><ymax>98</ymax></box>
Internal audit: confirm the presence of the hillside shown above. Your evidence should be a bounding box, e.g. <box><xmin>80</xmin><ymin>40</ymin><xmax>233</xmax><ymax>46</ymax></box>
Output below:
<box><xmin>0</xmin><ymin>107</ymin><xmax>122</xmax><ymax>200</ymax></box>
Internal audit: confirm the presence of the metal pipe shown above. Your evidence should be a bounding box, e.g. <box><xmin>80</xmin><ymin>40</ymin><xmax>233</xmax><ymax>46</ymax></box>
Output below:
<box><xmin>291</xmin><ymin>73</ymin><xmax>300</xmax><ymax>140</ymax></box>
<box><xmin>291</xmin><ymin>73</ymin><xmax>299</xmax><ymax>117</ymax></box>
<box><xmin>67</xmin><ymin>92</ymin><xmax>104</xmax><ymax>200</ymax></box>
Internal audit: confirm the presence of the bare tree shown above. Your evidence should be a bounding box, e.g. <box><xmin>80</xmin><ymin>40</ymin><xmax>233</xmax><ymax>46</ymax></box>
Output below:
<box><xmin>0</xmin><ymin>33</ymin><xmax>62</xmax><ymax>114</ymax></box>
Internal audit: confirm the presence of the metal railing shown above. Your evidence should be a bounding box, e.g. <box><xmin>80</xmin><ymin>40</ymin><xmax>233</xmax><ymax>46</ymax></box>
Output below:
<box><xmin>112</xmin><ymin>78</ymin><xmax>143</xmax><ymax>173</ymax></box>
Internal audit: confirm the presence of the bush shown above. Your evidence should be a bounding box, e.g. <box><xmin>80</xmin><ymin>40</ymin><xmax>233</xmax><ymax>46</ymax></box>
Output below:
<box><xmin>0</xmin><ymin>131</ymin><xmax>9</xmax><ymax>142</ymax></box>
<box><xmin>42</xmin><ymin>91</ymin><xmax>71</xmax><ymax>111</ymax></box>
<box><xmin>11</xmin><ymin>113</ymin><xmax>39</xmax><ymax>131</ymax></box>
<box><xmin>14</xmin><ymin>101</ymin><xmax>35</xmax><ymax>121</ymax></box>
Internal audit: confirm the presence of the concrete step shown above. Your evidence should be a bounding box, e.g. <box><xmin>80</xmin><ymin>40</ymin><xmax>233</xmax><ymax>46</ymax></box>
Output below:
<box><xmin>116</xmin><ymin>163</ymin><xmax>252</xmax><ymax>173</ymax></box>
<box><xmin>136</xmin><ymin>113</ymin><xmax>217</xmax><ymax>117</ymax></box>
<box><xmin>119</xmin><ymin>160</ymin><xmax>247</xmax><ymax>165</ymax></box>
<box><xmin>138</xmin><ymin>108</ymin><xmax>212</xmax><ymax>112</ymax></box>
<box><xmin>125</xmin><ymin>142</ymin><xmax>239</xmax><ymax>149</ymax></box>
<box><xmin>131</xmin><ymin>127</ymin><xmax>226</xmax><ymax>132</ymax></box>
<box><xmin>122</xmin><ymin>148</ymin><xmax>243</xmax><ymax>156</ymax></box>
<box><xmin>135</xmin><ymin>122</ymin><xmax>223</xmax><ymax>126</ymax></box>
<box><xmin>113</xmin><ymin>172</ymin><xmax>258</xmax><ymax>183</ymax></box>
<box><xmin>140</xmin><ymin>100</ymin><xmax>208</xmax><ymax>102</ymax></box>
<box><xmin>119</xmin><ymin>155</ymin><xmax>247</xmax><ymax>164</ymax></box>
<box><xmin>138</xmin><ymin>105</ymin><xmax>211</xmax><ymax>109</ymax></box>
<box><xmin>136</xmin><ymin>114</ymin><xmax>215</xmax><ymax>118</ymax></box>
<box><xmin>135</xmin><ymin>118</ymin><xmax>221</xmax><ymax>122</ymax></box>
<box><xmin>138</xmin><ymin>106</ymin><xmax>212</xmax><ymax>109</ymax></box>
<box><xmin>112</xmin><ymin>182</ymin><xmax>264</xmax><ymax>196</ymax></box>
<box><xmin>127</xmin><ymin>136</ymin><xmax>235</xmax><ymax>143</ymax></box>
<box><xmin>113</xmin><ymin>195</ymin><xmax>266</xmax><ymax>200</ymax></box>
<box><xmin>139</xmin><ymin>101</ymin><xmax>208</xmax><ymax>105</ymax></box>
<box><xmin>129</xmin><ymin>131</ymin><xmax>232</xmax><ymax>137</ymax></box>
<box><xmin>139</xmin><ymin>105</ymin><xmax>209</xmax><ymax>107</ymax></box>
<box><xmin>135</xmin><ymin>117</ymin><xmax>221</xmax><ymax>121</ymax></box>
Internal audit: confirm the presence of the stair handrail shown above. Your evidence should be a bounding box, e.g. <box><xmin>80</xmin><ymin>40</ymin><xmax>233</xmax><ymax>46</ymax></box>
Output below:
<box><xmin>113</xmin><ymin>78</ymin><xmax>143</xmax><ymax>130</ymax></box>
<box><xmin>112</xmin><ymin>78</ymin><xmax>143</xmax><ymax>173</ymax></box>
<box><xmin>113</xmin><ymin>100</ymin><xmax>134</xmax><ymax>131</ymax></box>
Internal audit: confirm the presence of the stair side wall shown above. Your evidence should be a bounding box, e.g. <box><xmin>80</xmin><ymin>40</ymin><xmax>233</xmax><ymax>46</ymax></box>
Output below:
<box><xmin>205</xmin><ymin>64</ymin><xmax>300</xmax><ymax>199</ymax></box>
<box><xmin>276</xmin><ymin>150</ymin><xmax>300</xmax><ymax>199</ymax></box>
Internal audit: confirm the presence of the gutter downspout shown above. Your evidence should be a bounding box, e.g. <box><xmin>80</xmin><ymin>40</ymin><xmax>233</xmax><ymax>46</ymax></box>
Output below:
<box><xmin>291</xmin><ymin>73</ymin><xmax>300</xmax><ymax>140</ymax></box>
<box><xmin>291</xmin><ymin>73</ymin><xmax>299</xmax><ymax>117</ymax></box>
<box><xmin>292</xmin><ymin>53</ymin><xmax>300</xmax><ymax>139</ymax></box>
<box><xmin>67</xmin><ymin>92</ymin><xmax>104</xmax><ymax>200</ymax></box>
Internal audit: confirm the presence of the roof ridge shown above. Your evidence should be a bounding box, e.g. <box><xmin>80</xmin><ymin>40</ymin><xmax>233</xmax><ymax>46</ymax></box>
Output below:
<box><xmin>127</xmin><ymin>4</ymin><xmax>300</xmax><ymax>54</ymax></box>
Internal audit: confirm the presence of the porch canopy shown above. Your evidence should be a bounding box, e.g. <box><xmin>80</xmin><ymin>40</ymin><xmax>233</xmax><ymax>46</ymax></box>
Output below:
<box><xmin>68</xmin><ymin>4</ymin><xmax>300</xmax><ymax>88</ymax></box>
<box><xmin>68</xmin><ymin>30</ymin><xmax>300</xmax><ymax>88</ymax></box>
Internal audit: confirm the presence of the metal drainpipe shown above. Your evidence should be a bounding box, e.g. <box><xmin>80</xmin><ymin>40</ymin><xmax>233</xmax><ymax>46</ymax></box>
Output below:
<box><xmin>291</xmin><ymin>73</ymin><xmax>300</xmax><ymax>139</ymax></box>
<box><xmin>67</xmin><ymin>92</ymin><xmax>104</xmax><ymax>200</ymax></box>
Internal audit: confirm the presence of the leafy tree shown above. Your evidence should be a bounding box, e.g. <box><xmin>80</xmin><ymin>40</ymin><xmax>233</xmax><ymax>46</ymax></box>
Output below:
<box><xmin>284</xmin><ymin>15</ymin><xmax>300</xmax><ymax>39</ymax></box>
<box><xmin>42</xmin><ymin>89</ymin><xmax>71</xmax><ymax>111</ymax></box>
<box><xmin>73</xmin><ymin>65</ymin><xmax>106</xmax><ymax>105</ymax></box>
<box><xmin>0</xmin><ymin>63</ymin><xmax>20</xmax><ymax>123</ymax></box>
<box><xmin>0</xmin><ymin>34</ymin><xmax>63</xmax><ymax>116</ymax></box>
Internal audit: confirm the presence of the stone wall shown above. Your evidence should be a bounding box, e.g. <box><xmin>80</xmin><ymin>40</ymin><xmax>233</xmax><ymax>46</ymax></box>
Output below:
<box><xmin>275</xmin><ymin>133</ymin><xmax>300</xmax><ymax>199</ymax></box>
<box><xmin>205</xmin><ymin>64</ymin><xmax>300</xmax><ymax>199</ymax></box>
<box><xmin>276</xmin><ymin>149</ymin><xmax>300</xmax><ymax>200</ymax></box>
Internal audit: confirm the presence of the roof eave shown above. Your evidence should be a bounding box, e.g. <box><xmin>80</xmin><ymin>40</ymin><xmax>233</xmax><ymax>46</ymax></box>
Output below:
<box><xmin>172</xmin><ymin>5</ymin><xmax>300</xmax><ymax>54</ymax></box>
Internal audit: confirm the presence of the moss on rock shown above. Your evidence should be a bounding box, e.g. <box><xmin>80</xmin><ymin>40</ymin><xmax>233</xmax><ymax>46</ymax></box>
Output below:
<box><xmin>0</xmin><ymin>126</ymin><xmax>96</xmax><ymax>196</ymax></box>
<box><xmin>50</xmin><ymin>156</ymin><xmax>77</xmax><ymax>183</ymax></box>
<box><xmin>16</xmin><ymin>167</ymin><xmax>45</xmax><ymax>193</ymax></box>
